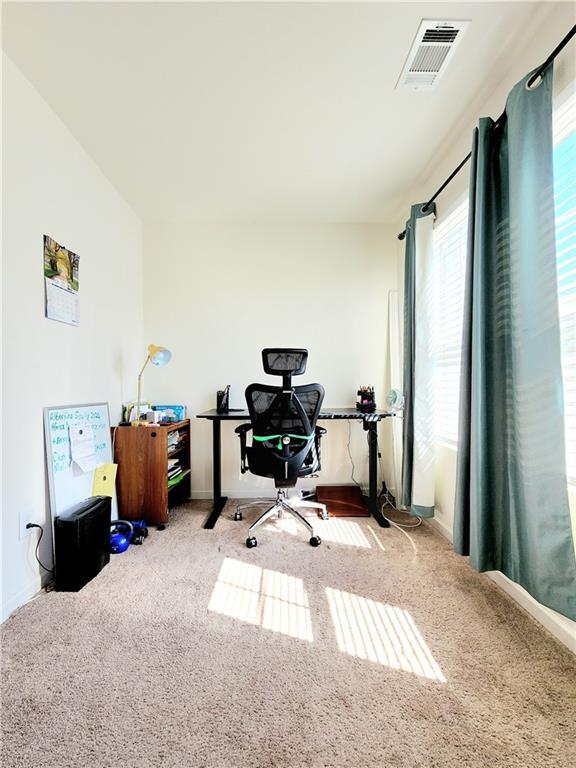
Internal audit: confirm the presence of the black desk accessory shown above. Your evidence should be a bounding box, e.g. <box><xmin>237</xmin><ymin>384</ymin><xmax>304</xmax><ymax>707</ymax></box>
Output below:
<box><xmin>216</xmin><ymin>385</ymin><xmax>230</xmax><ymax>413</ymax></box>
<box><xmin>356</xmin><ymin>386</ymin><xmax>376</xmax><ymax>413</ymax></box>
<box><xmin>216</xmin><ymin>385</ymin><xmax>244</xmax><ymax>414</ymax></box>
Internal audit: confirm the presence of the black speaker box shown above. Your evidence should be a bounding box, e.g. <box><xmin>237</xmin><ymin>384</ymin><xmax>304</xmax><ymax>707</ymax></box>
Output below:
<box><xmin>54</xmin><ymin>496</ymin><xmax>111</xmax><ymax>591</ymax></box>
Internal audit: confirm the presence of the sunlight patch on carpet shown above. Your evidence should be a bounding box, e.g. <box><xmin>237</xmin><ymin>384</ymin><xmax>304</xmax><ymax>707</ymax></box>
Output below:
<box><xmin>266</xmin><ymin>516</ymin><xmax>372</xmax><ymax>548</ymax></box>
<box><xmin>326</xmin><ymin>587</ymin><xmax>446</xmax><ymax>681</ymax></box>
<box><xmin>208</xmin><ymin>558</ymin><xmax>313</xmax><ymax>641</ymax></box>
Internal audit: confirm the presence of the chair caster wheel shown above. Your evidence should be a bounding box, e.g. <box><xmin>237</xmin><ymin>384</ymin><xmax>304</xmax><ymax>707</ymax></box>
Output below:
<box><xmin>234</xmin><ymin>511</ymin><xmax>243</xmax><ymax>521</ymax></box>
<box><xmin>246</xmin><ymin>536</ymin><xmax>257</xmax><ymax>548</ymax></box>
<box><xmin>309</xmin><ymin>536</ymin><xmax>321</xmax><ymax>547</ymax></box>
<box><xmin>157</xmin><ymin>524</ymin><xmax>166</xmax><ymax>531</ymax></box>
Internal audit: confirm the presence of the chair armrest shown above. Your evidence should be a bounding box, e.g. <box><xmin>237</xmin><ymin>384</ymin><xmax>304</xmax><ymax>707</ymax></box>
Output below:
<box><xmin>235</xmin><ymin>423</ymin><xmax>253</xmax><ymax>473</ymax></box>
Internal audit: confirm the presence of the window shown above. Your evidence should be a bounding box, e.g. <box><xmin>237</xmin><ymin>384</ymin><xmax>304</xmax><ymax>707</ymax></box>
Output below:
<box><xmin>429</xmin><ymin>90</ymin><xmax>574</xmax><ymax>464</ymax></box>
<box><xmin>553</xmin><ymin>89</ymin><xmax>576</xmax><ymax>484</ymax></box>
<box><xmin>432</xmin><ymin>199</ymin><xmax>469</xmax><ymax>445</ymax></box>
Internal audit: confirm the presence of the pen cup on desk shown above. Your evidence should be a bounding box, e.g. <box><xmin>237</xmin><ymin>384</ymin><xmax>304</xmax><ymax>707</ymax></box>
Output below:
<box><xmin>356</xmin><ymin>386</ymin><xmax>376</xmax><ymax>413</ymax></box>
<box><xmin>216</xmin><ymin>385</ymin><xmax>230</xmax><ymax>414</ymax></box>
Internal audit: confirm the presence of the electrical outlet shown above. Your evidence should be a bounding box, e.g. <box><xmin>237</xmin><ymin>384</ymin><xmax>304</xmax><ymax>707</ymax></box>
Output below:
<box><xmin>19</xmin><ymin>508</ymin><xmax>36</xmax><ymax>541</ymax></box>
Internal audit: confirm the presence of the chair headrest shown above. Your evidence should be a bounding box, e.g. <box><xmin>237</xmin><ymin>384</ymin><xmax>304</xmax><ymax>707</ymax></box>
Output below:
<box><xmin>262</xmin><ymin>348</ymin><xmax>308</xmax><ymax>377</ymax></box>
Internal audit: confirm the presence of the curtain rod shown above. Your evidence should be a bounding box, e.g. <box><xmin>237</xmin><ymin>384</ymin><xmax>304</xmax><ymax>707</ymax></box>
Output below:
<box><xmin>397</xmin><ymin>22</ymin><xmax>576</xmax><ymax>241</ymax></box>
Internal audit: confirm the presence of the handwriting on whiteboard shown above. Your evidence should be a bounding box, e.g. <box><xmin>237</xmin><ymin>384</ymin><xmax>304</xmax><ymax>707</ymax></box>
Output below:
<box><xmin>49</xmin><ymin>408</ymin><xmax>109</xmax><ymax>473</ymax></box>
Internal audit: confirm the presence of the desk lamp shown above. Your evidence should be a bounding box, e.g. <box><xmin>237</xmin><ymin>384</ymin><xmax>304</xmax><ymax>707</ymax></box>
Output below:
<box><xmin>134</xmin><ymin>344</ymin><xmax>172</xmax><ymax>425</ymax></box>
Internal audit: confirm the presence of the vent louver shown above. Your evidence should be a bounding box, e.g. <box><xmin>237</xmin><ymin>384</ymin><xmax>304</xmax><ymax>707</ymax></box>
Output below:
<box><xmin>422</xmin><ymin>29</ymin><xmax>459</xmax><ymax>43</ymax></box>
<box><xmin>396</xmin><ymin>20</ymin><xmax>470</xmax><ymax>91</ymax></box>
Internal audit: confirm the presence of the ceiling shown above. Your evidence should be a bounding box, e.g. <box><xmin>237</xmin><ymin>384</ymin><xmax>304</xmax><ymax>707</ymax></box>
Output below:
<box><xmin>1</xmin><ymin>2</ymin><xmax>558</xmax><ymax>223</ymax></box>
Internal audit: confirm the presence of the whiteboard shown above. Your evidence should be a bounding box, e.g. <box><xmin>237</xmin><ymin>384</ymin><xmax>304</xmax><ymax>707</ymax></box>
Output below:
<box><xmin>44</xmin><ymin>403</ymin><xmax>117</xmax><ymax>519</ymax></box>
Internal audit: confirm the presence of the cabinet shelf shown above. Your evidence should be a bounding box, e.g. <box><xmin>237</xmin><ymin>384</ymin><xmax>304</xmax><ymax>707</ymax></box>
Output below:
<box><xmin>167</xmin><ymin>443</ymin><xmax>189</xmax><ymax>458</ymax></box>
<box><xmin>168</xmin><ymin>468</ymin><xmax>191</xmax><ymax>490</ymax></box>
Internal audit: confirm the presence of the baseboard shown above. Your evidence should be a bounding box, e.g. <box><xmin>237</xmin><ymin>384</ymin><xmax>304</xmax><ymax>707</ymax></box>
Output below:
<box><xmin>424</xmin><ymin>516</ymin><xmax>576</xmax><ymax>654</ymax></box>
<box><xmin>1</xmin><ymin>576</ymin><xmax>43</xmax><ymax>624</ymax></box>
<box><xmin>487</xmin><ymin>571</ymin><xmax>576</xmax><ymax>653</ymax></box>
<box><xmin>425</xmin><ymin>515</ymin><xmax>453</xmax><ymax>541</ymax></box>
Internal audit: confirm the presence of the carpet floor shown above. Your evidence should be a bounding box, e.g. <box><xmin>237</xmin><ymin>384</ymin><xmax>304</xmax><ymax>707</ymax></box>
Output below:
<box><xmin>2</xmin><ymin>501</ymin><xmax>575</xmax><ymax>768</ymax></box>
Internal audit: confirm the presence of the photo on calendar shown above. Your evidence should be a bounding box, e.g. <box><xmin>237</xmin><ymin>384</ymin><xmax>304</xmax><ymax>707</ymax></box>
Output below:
<box><xmin>44</xmin><ymin>235</ymin><xmax>80</xmax><ymax>326</ymax></box>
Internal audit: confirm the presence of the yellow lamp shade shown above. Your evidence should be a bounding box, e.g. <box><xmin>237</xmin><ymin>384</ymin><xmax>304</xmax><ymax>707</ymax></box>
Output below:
<box><xmin>148</xmin><ymin>344</ymin><xmax>172</xmax><ymax>367</ymax></box>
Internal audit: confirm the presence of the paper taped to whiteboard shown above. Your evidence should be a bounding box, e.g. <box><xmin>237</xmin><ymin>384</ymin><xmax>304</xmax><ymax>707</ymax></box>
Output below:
<box><xmin>69</xmin><ymin>424</ymin><xmax>99</xmax><ymax>473</ymax></box>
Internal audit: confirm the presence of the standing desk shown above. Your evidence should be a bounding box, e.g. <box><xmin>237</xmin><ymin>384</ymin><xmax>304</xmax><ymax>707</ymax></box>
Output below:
<box><xmin>196</xmin><ymin>408</ymin><xmax>395</xmax><ymax>530</ymax></box>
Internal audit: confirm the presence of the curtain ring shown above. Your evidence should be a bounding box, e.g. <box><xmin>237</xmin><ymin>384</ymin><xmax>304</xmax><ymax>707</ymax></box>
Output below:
<box><xmin>525</xmin><ymin>73</ymin><xmax>543</xmax><ymax>91</ymax></box>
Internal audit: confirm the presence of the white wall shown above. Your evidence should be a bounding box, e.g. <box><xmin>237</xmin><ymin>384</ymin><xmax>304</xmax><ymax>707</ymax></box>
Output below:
<box><xmin>143</xmin><ymin>222</ymin><xmax>399</xmax><ymax>498</ymax></box>
<box><xmin>1</xmin><ymin>56</ymin><xmax>144</xmax><ymax>621</ymax></box>
<box><xmin>395</xmin><ymin>3</ymin><xmax>576</xmax><ymax>651</ymax></box>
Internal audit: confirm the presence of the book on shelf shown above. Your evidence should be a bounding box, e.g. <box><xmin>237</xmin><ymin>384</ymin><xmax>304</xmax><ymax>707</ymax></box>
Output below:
<box><xmin>168</xmin><ymin>471</ymin><xmax>185</xmax><ymax>488</ymax></box>
<box><xmin>168</xmin><ymin>457</ymin><xmax>181</xmax><ymax>479</ymax></box>
<box><xmin>167</xmin><ymin>431</ymin><xmax>182</xmax><ymax>452</ymax></box>
<box><xmin>167</xmin><ymin>430</ymin><xmax>179</xmax><ymax>444</ymax></box>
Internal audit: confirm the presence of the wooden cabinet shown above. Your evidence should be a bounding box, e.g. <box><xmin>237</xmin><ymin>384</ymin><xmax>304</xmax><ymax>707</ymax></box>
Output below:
<box><xmin>114</xmin><ymin>420</ymin><xmax>191</xmax><ymax>526</ymax></box>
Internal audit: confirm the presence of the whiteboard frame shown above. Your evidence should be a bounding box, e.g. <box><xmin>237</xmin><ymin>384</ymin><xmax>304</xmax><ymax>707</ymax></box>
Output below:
<box><xmin>44</xmin><ymin>402</ymin><xmax>113</xmax><ymax>519</ymax></box>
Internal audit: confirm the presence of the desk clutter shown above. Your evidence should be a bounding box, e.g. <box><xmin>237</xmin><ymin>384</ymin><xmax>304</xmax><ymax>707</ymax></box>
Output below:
<box><xmin>123</xmin><ymin>402</ymin><xmax>187</xmax><ymax>425</ymax></box>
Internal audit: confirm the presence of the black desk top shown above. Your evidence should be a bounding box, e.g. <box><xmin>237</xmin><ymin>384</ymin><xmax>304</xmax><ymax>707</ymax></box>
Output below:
<box><xmin>196</xmin><ymin>408</ymin><xmax>394</xmax><ymax>421</ymax></box>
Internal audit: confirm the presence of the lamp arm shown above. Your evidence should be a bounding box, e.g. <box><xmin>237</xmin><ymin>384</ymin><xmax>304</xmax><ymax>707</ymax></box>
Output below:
<box><xmin>135</xmin><ymin>355</ymin><xmax>151</xmax><ymax>424</ymax></box>
<box><xmin>138</xmin><ymin>355</ymin><xmax>151</xmax><ymax>379</ymax></box>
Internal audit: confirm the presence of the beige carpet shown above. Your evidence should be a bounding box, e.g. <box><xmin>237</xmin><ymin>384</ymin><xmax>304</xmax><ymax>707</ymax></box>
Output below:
<box><xmin>2</xmin><ymin>501</ymin><xmax>575</xmax><ymax>768</ymax></box>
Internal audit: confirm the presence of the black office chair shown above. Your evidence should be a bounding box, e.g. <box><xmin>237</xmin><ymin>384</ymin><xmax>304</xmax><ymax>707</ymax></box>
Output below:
<box><xmin>235</xmin><ymin>348</ymin><xmax>328</xmax><ymax>548</ymax></box>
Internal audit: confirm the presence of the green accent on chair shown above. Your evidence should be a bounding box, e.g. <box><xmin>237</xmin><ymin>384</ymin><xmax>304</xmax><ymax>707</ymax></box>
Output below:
<box><xmin>454</xmin><ymin>64</ymin><xmax>576</xmax><ymax>621</ymax></box>
<box><xmin>253</xmin><ymin>433</ymin><xmax>314</xmax><ymax>450</ymax></box>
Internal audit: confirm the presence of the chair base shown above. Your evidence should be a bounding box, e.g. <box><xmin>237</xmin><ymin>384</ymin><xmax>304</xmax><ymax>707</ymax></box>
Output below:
<box><xmin>238</xmin><ymin>489</ymin><xmax>328</xmax><ymax>546</ymax></box>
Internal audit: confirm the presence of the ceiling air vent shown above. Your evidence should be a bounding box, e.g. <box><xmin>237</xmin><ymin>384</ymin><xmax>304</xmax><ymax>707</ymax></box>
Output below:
<box><xmin>396</xmin><ymin>20</ymin><xmax>470</xmax><ymax>91</ymax></box>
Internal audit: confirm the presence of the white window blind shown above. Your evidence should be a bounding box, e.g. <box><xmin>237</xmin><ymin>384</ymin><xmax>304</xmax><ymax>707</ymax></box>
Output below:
<box><xmin>432</xmin><ymin>199</ymin><xmax>469</xmax><ymax>444</ymax></box>
<box><xmin>553</xmin><ymin>89</ymin><xmax>576</xmax><ymax>484</ymax></box>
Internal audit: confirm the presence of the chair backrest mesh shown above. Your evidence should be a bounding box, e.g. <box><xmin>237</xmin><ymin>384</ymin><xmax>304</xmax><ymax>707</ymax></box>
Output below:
<box><xmin>248</xmin><ymin>386</ymin><xmax>322</xmax><ymax>437</ymax></box>
<box><xmin>262</xmin><ymin>348</ymin><xmax>308</xmax><ymax>377</ymax></box>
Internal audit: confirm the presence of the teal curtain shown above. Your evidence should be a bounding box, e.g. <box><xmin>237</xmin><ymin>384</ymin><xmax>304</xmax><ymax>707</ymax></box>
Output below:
<box><xmin>401</xmin><ymin>202</ymin><xmax>436</xmax><ymax>515</ymax></box>
<box><xmin>454</xmin><ymin>65</ymin><xmax>576</xmax><ymax>621</ymax></box>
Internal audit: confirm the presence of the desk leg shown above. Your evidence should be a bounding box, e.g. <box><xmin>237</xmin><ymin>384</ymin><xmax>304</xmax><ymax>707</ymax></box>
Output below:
<box><xmin>366</xmin><ymin>421</ymin><xmax>390</xmax><ymax>528</ymax></box>
<box><xmin>203</xmin><ymin>419</ymin><xmax>228</xmax><ymax>529</ymax></box>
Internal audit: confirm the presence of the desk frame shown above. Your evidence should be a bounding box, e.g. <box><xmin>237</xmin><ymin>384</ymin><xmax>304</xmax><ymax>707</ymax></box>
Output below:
<box><xmin>196</xmin><ymin>409</ymin><xmax>393</xmax><ymax>530</ymax></box>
